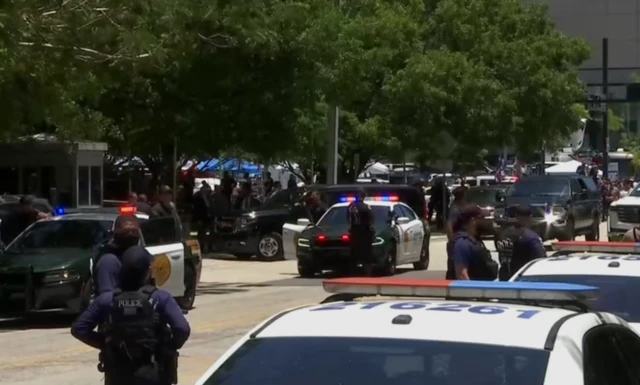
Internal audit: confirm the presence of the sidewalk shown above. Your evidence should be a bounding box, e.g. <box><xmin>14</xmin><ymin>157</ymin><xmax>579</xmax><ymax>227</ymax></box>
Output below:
<box><xmin>199</xmin><ymin>256</ymin><xmax>297</xmax><ymax>284</ymax></box>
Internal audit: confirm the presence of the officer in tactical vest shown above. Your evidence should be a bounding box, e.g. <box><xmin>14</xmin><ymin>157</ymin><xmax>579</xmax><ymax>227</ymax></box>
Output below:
<box><xmin>93</xmin><ymin>214</ymin><xmax>142</xmax><ymax>295</ymax></box>
<box><xmin>496</xmin><ymin>204</ymin><xmax>546</xmax><ymax>281</ymax></box>
<box><xmin>347</xmin><ymin>189</ymin><xmax>375</xmax><ymax>276</ymax></box>
<box><xmin>72</xmin><ymin>246</ymin><xmax>191</xmax><ymax>385</ymax></box>
<box><xmin>451</xmin><ymin>205</ymin><xmax>498</xmax><ymax>280</ymax></box>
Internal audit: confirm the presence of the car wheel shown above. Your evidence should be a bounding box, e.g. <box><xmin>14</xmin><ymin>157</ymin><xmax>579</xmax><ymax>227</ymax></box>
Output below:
<box><xmin>380</xmin><ymin>243</ymin><xmax>397</xmax><ymax>276</ymax></box>
<box><xmin>585</xmin><ymin>217</ymin><xmax>600</xmax><ymax>241</ymax></box>
<box><xmin>233</xmin><ymin>253</ymin><xmax>254</xmax><ymax>260</ymax></box>
<box><xmin>297</xmin><ymin>264</ymin><xmax>317</xmax><ymax>278</ymax></box>
<box><xmin>558</xmin><ymin>218</ymin><xmax>575</xmax><ymax>241</ymax></box>
<box><xmin>413</xmin><ymin>237</ymin><xmax>429</xmax><ymax>271</ymax></box>
<box><xmin>256</xmin><ymin>232</ymin><xmax>284</xmax><ymax>261</ymax></box>
<box><xmin>177</xmin><ymin>264</ymin><xmax>197</xmax><ymax>311</ymax></box>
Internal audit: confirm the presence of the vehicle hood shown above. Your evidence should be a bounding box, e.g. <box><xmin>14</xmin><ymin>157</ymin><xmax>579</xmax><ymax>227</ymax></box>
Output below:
<box><xmin>502</xmin><ymin>195</ymin><xmax>569</xmax><ymax>207</ymax></box>
<box><xmin>0</xmin><ymin>248</ymin><xmax>90</xmax><ymax>273</ymax></box>
<box><xmin>300</xmin><ymin>224</ymin><xmax>385</xmax><ymax>239</ymax></box>
<box><xmin>630</xmin><ymin>323</ymin><xmax>640</xmax><ymax>336</ymax></box>
<box><xmin>611</xmin><ymin>196</ymin><xmax>640</xmax><ymax>207</ymax></box>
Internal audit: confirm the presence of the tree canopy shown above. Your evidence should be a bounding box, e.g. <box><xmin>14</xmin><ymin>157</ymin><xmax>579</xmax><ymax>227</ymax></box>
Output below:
<box><xmin>0</xmin><ymin>0</ymin><xmax>591</xmax><ymax>179</ymax></box>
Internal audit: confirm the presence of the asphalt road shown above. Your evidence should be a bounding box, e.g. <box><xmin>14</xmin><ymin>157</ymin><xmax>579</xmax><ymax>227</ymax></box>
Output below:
<box><xmin>0</xmin><ymin>222</ymin><xmax>607</xmax><ymax>384</ymax></box>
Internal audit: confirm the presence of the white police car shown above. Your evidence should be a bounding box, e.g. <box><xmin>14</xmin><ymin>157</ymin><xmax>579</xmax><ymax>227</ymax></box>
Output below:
<box><xmin>194</xmin><ymin>279</ymin><xmax>640</xmax><ymax>385</ymax></box>
<box><xmin>510</xmin><ymin>240</ymin><xmax>640</xmax><ymax>334</ymax></box>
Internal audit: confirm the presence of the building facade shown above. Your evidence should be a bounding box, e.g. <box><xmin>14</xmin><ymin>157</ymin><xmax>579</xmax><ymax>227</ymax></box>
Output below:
<box><xmin>528</xmin><ymin>0</ymin><xmax>640</xmax><ymax>145</ymax></box>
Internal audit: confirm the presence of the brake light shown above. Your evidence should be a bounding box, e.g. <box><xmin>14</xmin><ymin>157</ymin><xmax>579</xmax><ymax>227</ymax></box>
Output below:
<box><xmin>341</xmin><ymin>234</ymin><xmax>350</xmax><ymax>242</ymax></box>
<box><xmin>317</xmin><ymin>235</ymin><xmax>327</xmax><ymax>242</ymax></box>
<box><xmin>119</xmin><ymin>206</ymin><xmax>137</xmax><ymax>215</ymax></box>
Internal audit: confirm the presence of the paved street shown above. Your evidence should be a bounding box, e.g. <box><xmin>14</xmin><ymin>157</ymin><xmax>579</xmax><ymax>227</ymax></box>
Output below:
<box><xmin>0</xmin><ymin>222</ymin><xmax>607</xmax><ymax>384</ymax></box>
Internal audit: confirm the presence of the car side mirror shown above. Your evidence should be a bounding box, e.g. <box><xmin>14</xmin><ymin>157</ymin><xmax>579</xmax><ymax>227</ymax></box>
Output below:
<box><xmin>297</xmin><ymin>218</ymin><xmax>310</xmax><ymax>226</ymax></box>
<box><xmin>396</xmin><ymin>217</ymin><xmax>410</xmax><ymax>225</ymax></box>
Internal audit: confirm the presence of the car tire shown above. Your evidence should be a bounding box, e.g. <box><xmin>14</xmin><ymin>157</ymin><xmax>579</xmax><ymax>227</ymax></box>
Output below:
<box><xmin>558</xmin><ymin>218</ymin><xmax>575</xmax><ymax>241</ymax></box>
<box><xmin>256</xmin><ymin>232</ymin><xmax>284</xmax><ymax>261</ymax></box>
<box><xmin>413</xmin><ymin>237</ymin><xmax>429</xmax><ymax>271</ymax></box>
<box><xmin>177</xmin><ymin>264</ymin><xmax>197</xmax><ymax>311</ymax></box>
<box><xmin>380</xmin><ymin>243</ymin><xmax>397</xmax><ymax>276</ymax></box>
<box><xmin>297</xmin><ymin>264</ymin><xmax>317</xmax><ymax>278</ymax></box>
<box><xmin>233</xmin><ymin>253</ymin><xmax>253</xmax><ymax>260</ymax></box>
<box><xmin>585</xmin><ymin>216</ymin><xmax>600</xmax><ymax>241</ymax></box>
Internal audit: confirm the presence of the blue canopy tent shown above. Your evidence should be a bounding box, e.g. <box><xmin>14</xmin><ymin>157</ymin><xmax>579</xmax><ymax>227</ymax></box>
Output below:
<box><xmin>197</xmin><ymin>158</ymin><xmax>262</xmax><ymax>174</ymax></box>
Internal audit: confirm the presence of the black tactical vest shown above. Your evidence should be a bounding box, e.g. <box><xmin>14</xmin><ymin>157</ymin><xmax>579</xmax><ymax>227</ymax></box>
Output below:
<box><xmin>104</xmin><ymin>285</ymin><xmax>160</xmax><ymax>371</ymax></box>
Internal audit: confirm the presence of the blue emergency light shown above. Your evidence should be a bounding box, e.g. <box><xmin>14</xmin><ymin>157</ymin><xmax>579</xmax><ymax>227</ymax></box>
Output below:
<box><xmin>54</xmin><ymin>207</ymin><xmax>65</xmax><ymax>215</ymax></box>
<box><xmin>339</xmin><ymin>196</ymin><xmax>399</xmax><ymax>203</ymax></box>
<box><xmin>322</xmin><ymin>278</ymin><xmax>599</xmax><ymax>302</ymax></box>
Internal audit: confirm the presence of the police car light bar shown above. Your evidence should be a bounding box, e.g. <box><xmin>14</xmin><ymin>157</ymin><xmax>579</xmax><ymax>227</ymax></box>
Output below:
<box><xmin>54</xmin><ymin>207</ymin><xmax>65</xmax><ymax>215</ymax></box>
<box><xmin>339</xmin><ymin>196</ymin><xmax>399</xmax><ymax>203</ymax></box>
<box><xmin>552</xmin><ymin>241</ymin><xmax>640</xmax><ymax>254</ymax></box>
<box><xmin>322</xmin><ymin>278</ymin><xmax>599</xmax><ymax>301</ymax></box>
<box><xmin>119</xmin><ymin>206</ymin><xmax>137</xmax><ymax>215</ymax></box>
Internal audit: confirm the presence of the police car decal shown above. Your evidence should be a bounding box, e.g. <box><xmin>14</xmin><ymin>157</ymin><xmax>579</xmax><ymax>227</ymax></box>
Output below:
<box><xmin>548</xmin><ymin>255</ymin><xmax>640</xmax><ymax>261</ymax></box>
<box><xmin>310</xmin><ymin>301</ymin><xmax>541</xmax><ymax>319</ymax></box>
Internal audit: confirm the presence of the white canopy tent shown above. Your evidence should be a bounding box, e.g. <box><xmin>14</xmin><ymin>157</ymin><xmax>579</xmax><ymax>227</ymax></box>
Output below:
<box><xmin>545</xmin><ymin>160</ymin><xmax>582</xmax><ymax>174</ymax></box>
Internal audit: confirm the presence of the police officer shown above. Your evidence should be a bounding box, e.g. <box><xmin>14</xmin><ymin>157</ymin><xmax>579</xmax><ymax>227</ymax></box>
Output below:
<box><xmin>496</xmin><ymin>205</ymin><xmax>546</xmax><ymax>281</ymax></box>
<box><xmin>152</xmin><ymin>186</ymin><xmax>180</xmax><ymax>221</ymax></box>
<box><xmin>93</xmin><ymin>214</ymin><xmax>142</xmax><ymax>295</ymax></box>
<box><xmin>71</xmin><ymin>246</ymin><xmax>191</xmax><ymax>385</ymax></box>
<box><xmin>347</xmin><ymin>189</ymin><xmax>375</xmax><ymax>276</ymax></box>
<box><xmin>445</xmin><ymin>187</ymin><xmax>468</xmax><ymax>279</ymax></box>
<box><xmin>0</xmin><ymin>195</ymin><xmax>49</xmax><ymax>245</ymax></box>
<box><xmin>451</xmin><ymin>204</ymin><xmax>498</xmax><ymax>280</ymax></box>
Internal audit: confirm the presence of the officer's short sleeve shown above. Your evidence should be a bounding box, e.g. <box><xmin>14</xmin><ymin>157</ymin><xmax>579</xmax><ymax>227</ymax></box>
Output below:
<box><xmin>452</xmin><ymin>239</ymin><xmax>471</xmax><ymax>268</ymax></box>
<box><xmin>525</xmin><ymin>230</ymin><xmax>546</xmax><ymax>259</ymax></box>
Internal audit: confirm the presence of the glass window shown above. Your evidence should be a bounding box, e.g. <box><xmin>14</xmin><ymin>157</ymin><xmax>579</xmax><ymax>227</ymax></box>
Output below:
<box><xmin>507</xmin><ymin>179</ymin><xmax>570</xmax><ymax>198</ymax></box>
<box><xmin>90</xmin><ymin>166</ymin><xmax>102</xmax><ymax>206</ymax></box>
<box><xmin>264</xmin><ymin>189</ymin><xmax>297</xmax><ymax>208</ymax></box>
<box><xmin>398</xmin><ymin>204</ymin><xmax>416</xmax><ymax>220</ymax></box>
<box><xmin>583</xmin><ymin>327</ymin><xmax>636</xmax><ymax>385</ymax></box>
<box><xmin>201</xmin><ymin>337</ymin><xmax>549</xmax><ymax>385</ymax></box>
<box><xmin>6</xmin><ymin>220</ymin><xmax>112</xmax><ymax>251</ymax></box>
<box><xmin>466</xmin><ymin>188</ymin><xmax>502</xmax><ymax>206</ymax></box>
<box><xmin>581</xmin><ymin>177</ymin><xmax>598</xmax><ymax>192</ymax></box>
<box><xmin>141</xmin><ymin>217</ymin><xmax>179</xmax><ymax>246</ymax></box>
<box><xmin>78</xmin><ymin>166</ymin><xmax>89</xmax><ymax>206</ymax></box>
<box><xmin>517</xmin><ymin>275</ymin><xmax>640</xmax><ymax>322</ymax></box>
<box><xmin>392</xmin><ymin>205</ymin><xmax>404</xmax><ymax>219</ymax></box>
<box><xmin>318</xmin><ymin>206</ymin><xmax>390</xmax><ymax>229</ymax></box>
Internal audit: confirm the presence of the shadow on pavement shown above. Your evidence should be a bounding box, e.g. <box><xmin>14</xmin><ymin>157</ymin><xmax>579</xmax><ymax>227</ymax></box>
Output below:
<box><xmin>0</xmin><ymin>312</ymin><xmax>76</xmax><ymax>332</ymax></box>
<box><xmin>202</xmin><ymin>253</ymin><xmax>290</xmax><ymax>263</ymax></box>
<box><xmin>196</xmin><ymin>282</ymin><xmax>251</xmax><ymax>295</ymax></box>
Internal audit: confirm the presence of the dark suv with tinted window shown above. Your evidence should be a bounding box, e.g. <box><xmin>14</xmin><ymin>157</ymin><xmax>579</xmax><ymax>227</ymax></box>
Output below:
<box><xmin>494</xmin><ymin>175</ymin><xmax>601</xmax><ymax>241</ymax></box>
<box><xmin>210</xmin><ymin>184</ymin><xmax>430</xmax><ymax>261</ymax></box>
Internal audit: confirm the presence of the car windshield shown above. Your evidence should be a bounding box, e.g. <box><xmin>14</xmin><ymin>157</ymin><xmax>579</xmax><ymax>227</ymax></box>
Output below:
<box><xmin>507</xmin><ymin>179</ymin><xmax>569</xmax><ymax>197</ymax></box>
<box><xmin>517</xmin><ymin>275</ymin><xmax>640</xmax><ymax>322</ymax></box>
<box><xmin>6</xmin><ymin>219</ymin><xmax>113</xmax><ymax>251</ymax></box>
<box><xmin>202</xmin><ymin>337</ymin><xmax>549</xmax><ymax>385</ymax></box>
<box><xmin>317</xmin><ymin>206</ymin><xmax>392</xmax><ymax>230</ymax></box>
<box><xmin>467</xmin><ymin>189</ymin><xmax>501</xmax><ymax>206</ymax></box>
<box><xmin>627</xmin><ymin>184</ymin><xmax>640</xmax><ymax>197</ymax></box>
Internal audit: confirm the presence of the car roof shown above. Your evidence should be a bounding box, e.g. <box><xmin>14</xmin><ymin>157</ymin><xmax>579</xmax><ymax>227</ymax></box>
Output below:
<box><xmin>320</xmin><ymin>184</ymin><xmax>420</xmax><ymax>192</ymax></box>
<box><xmin>520</xmin><ymin>253</ymin><xmax>640</xmax><ymax>277</ymax></box>
<box><xmin>254</xmin><ymin>299</ymin><xmax>576</xmax><ymax>350</ymax></box>
<box><xmin>53</xmin><ymin>211</ymin><xmax>150</xmax><ymax>222</ymax></box>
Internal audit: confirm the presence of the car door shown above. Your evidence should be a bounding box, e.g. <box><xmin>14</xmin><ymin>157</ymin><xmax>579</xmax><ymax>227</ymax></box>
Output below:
<box><xmin>392</xmin><ymin>205</ymin><xmax>410</xmax><ymax>262</ymax></box>
<box><xmin>569</xmin><ymin>178</ymin><xmax>586</xmax><ymax>229</ymax></box>
<box><xmin>399</xmin><ymin>204</ymin><xmax>423</xmax><ymax>260</ymax></box>
<box><xmin>141</xmin><ymin>217</ymin><xmax>185</xmax><ymax>298</ymax></box>
<box><xmin>282</xmin><ymin>209</ymin><xmax>309</xmax><ymax>260</ymax></box>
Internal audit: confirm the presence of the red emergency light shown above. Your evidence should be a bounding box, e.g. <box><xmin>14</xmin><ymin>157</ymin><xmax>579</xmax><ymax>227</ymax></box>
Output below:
<box><xmin>552</xmin><ymin>241</ymin><xmax>640</xmax><ymax>254</ymax></box>
<box><xmin>119</xmin><ymin>206</ymin><xmax>137</xmax><ymax>215</ymax></box>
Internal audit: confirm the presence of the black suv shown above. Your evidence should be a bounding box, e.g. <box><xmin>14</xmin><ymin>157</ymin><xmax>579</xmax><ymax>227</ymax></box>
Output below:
<box><xmin>494</xmin><ymin>175</ymin><xmax>601</xmax><ymax>241</ymax></box>
<box><xmin>211</xmin><ymin>184</ymin><xmax>430</xmax><ymax>261</ymax></box>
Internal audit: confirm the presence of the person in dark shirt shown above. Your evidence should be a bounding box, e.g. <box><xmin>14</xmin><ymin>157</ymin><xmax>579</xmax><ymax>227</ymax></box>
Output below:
<box><xmin>496</xmin><ymin>205</ymin><xmax>546</xmax><ymax>281</ymax></box>
<box><xmin>192</xmin><ymin>183</ymin><xmax>212</xmax><ymax>253</ymax></box>
<box><xmin>287</xmin><ymin>174</ymin><xmax>297</xmax><ymax>190</ymax></box>
<box><xmin>263</xmin><ymin>172</ymin><xmax>275</xmax><ymax>197</ymax></box>
<box><xmin>135</xmin><ymin>193</ymin><xmax>154</xmax><ymax>215</ymax></box>
<box><xmin>347</xmin><ymin>190</ymin><xmax>374</xmax><ymax>276</ymax></box>
<box><xmin>304</xmin><ymin>191</ymin><xmax>327</xmax><ymax>224</ymax></box>
<box><xmin>0</xmin><ymin>195</ymin><xmax>49</xmax><ymax>245</ymax></box>
<box><xmin>220</xmin><ymin>171</ymin><xmax>237</xmax><ymax>203</ymax></box>
<box><xmin>72</xmin><ymin>246</ymin><xmax>190</xmax><ymax>385</ymax></box>
<box><xmin>94</xmin><ymin>214</ymin><xmax>142</xmax><ymax>295</ymax></box>
<box><xmin>445</xmin><ymin>187</ymin><xmax>467</xmax><ymax>279</ymax></box>
<box><xmin>152</xmin><ymin>186</ymin><xmax>179</xmax><ymax>219</ymax></box>
<box><xmin>232</xmin><ymin>182</ymin><xmax>260</xmax><ymax>210</ymax></box>
<box><xmin>451</xmin><ymin>205</ymin><xmax>498</xmax><ymax>280</ymax></box>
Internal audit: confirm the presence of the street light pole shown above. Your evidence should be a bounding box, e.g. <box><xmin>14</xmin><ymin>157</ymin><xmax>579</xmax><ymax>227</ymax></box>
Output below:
<box><xmin>326</xmin><ymin>105</ymin><xmax>339</xmax><ymax>185</ymax></box>
<box><xmin>602</xmin><ymin>37</ymin><xmax>609</xmax><ymax>179</ymax></box>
